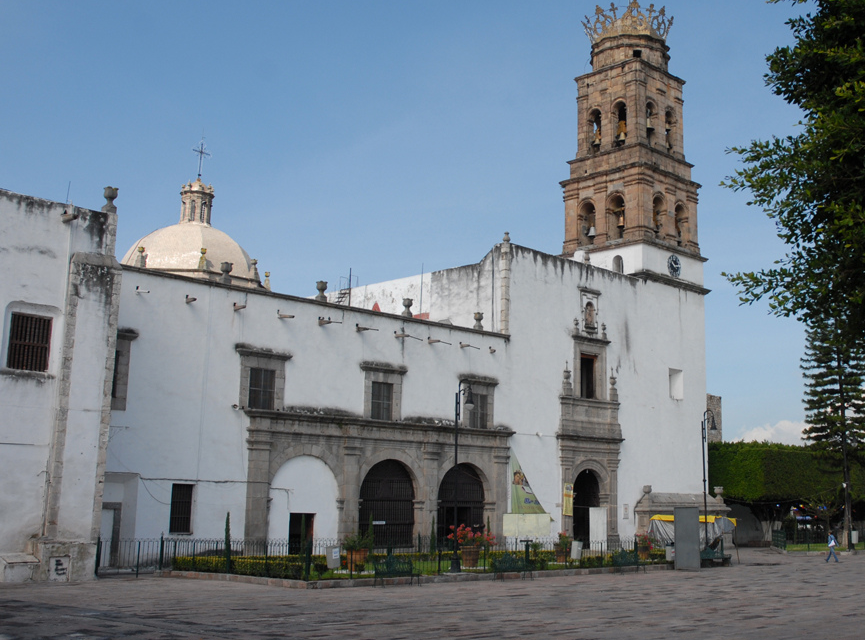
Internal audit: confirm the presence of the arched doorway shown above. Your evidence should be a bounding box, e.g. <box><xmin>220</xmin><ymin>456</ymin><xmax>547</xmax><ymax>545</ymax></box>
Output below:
<box><xmin>359</xmin><ymin>460</ymin><xmax>414</xmax><ymax>547</ymax></box>
<box><xmin>572</xmin><ymin>469</ymin><xmax>600</xmax><ymax>543</ymax></box>
<box><xmin>437</xmin><ymin>464</ymin><xmax>485</xmax><ymax>541</ymax></box>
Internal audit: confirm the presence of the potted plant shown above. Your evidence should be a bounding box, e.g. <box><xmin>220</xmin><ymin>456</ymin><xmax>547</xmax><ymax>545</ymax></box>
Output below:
<box><xmin>635</xmin><ymin>532</ymin><xmax>653</xmax><ymax>560</ymax></box>
<box><xmin>555</xmin><ymin>531</ymin><xmax>572</xmax><ymax>563</ymax></box>
<box><xmin>343</xmin><ymin>520</ymin><xmax>374</xmax><ymax>573</ymax></box>
<box><xmin>448</xmin><ymin>524</ymin><xmax>496</xmax><ymax>568</ymax></box>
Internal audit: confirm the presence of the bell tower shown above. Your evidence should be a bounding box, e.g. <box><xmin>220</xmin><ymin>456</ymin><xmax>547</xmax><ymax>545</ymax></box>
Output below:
<box><xmin>562</xmin><ymin>2</ymin><xmax>703</xmax><ymax>288</ymax></box>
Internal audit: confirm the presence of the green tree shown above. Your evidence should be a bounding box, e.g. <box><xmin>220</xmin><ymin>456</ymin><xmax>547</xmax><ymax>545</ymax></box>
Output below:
<box><xmin>723</xmin><ymin>0</ymin><xmax>865</xmax><ymax>336</ymax></box>
<box><xmin>801</xmin><ymin>317</ymin><xmax>865</xmax><ymax>549</ymax></box>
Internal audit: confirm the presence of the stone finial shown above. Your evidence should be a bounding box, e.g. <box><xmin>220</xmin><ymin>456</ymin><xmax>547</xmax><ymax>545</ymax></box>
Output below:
<box><xmin>562</xmin><ymin>362</ymin><xmax>574</xmax><ymax>396</ymax></box>
<box><xmin>315</xmin><ymin>281</ymin><xmax>328</xmax><ymax>302</ymax></box>
<box><xmin>264</xmin><ymin>271</ymin><xmax>271</xmax><ymax>291</ymax></box>
<box><xmin>251</xmin><ymin>258</ymin><xmax>260</xmax><ymax>282</ymax></box>
<box><xmin>220</xmin><ymin>262</ymin><xmax>233</xmax><ymax>284</ymax></box>
<box><xmin>609</xmin><ymin>370</ymin><xmax>618</xmax><ymax>403</ymax></box>
<box><xmin>198</xmin><ymin>248</ymin><xmax>207</xmax><ymax>270</ymax></box>
<box><xmin>102</xmin><ymin>186</ymin><xmax>118</xmax><ymax>213</ymax></box>
<box><xmin>136</xmin><ymin>246</ymin><xmax>146</xmax><ymax>268</ymax></box>
<box><xmin>601</xmin><ymin>323</ymin><xmax>607</xmax><ymax>340</ymax></box>
<box><xmin>473</xmin><ymin>311</ymin><xmax>484</xmax><ymax>330</ymax></box>
<box><xmin>583</xmin><ymin>252</ymin><xmax>591</xmax><ymax>265</ymax></box>
<box><xmin>643</xmin><ymin>485</ymin><xmax>652</xmax><ymax>495</ymax></box>
<box><xmin>573</xmin><ymin>317</ymin><xmax>580</xmax><ymax>336</ymax></box>
<box><xmin>503</xmin><ymin>231</ymin><xmax>510</xmax><ymax>244</ymax></box>
<box><xmin>402</xmin><ymin>298</ymin><xmax>414</xmax><ymax>318</ymax></box>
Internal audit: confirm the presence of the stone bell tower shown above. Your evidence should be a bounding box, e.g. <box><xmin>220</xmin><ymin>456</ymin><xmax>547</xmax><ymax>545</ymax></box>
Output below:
<box><xmin>562</xmin><ymin>2</ymin><xmax>704</xmax><ymax>289</ymax></box>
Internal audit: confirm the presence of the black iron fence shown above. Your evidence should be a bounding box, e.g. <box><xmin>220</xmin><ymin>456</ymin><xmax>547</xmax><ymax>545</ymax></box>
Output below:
<box><xmin>96</xmin><ymin>534</ymin><xmax>662</xmax><ymax>579</ymax></box>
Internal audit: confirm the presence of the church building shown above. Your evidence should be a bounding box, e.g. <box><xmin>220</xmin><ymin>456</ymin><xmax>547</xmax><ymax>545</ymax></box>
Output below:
<box><xmin>0</xmin><ymin>3</ymin><xmax>726</xmax><ymax>581</ymax></box>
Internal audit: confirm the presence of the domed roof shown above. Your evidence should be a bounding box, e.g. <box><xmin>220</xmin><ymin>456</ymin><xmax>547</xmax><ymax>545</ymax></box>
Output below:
<box><xmin>121</xmin><ymin>178</ymin><xmax>262</xmax><ymax>288</ymax></box>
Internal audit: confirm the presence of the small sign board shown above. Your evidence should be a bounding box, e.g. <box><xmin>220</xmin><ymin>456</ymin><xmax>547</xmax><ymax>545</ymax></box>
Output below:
<box><xmin>325</xmin><ymin>545</ymin><xmax>341</xmax><ymax>570</ymax></box>
<box><xmin>372</xmin><ymin>521</ymin><xmax>386</xmax><ymax>525</ymax></box>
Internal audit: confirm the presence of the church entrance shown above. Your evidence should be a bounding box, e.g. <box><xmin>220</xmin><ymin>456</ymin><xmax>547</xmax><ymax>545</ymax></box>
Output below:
<box><xmin>572</xmin><ymin>469</ymin><xmax>600</xmax><ymax>543</ymax></box>
<box><xmin>359</xmin><ymin>460</ymin><xmax>415</xmax><ymax>547</ymax></box>
<box><xmin>437</xmin><ymin>464</ymin><xmax>485</xmax><ymax>543</ymax></box>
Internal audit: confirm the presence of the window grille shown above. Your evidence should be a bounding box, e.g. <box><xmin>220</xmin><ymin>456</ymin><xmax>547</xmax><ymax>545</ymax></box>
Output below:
<box><xmin>469</xmin><ymin>393</ymin><xmax>488</xmax><ymax>429</ymax></box>
<box><xmin>248</xmin><ymin>367</ymin><xmax>276</xmax><ymax>410</ymax></box>
<box><xmin>169</xmin><ymin>484</ymin><xmax>194</xmax><ymax>534</ymax></box>
<box><xmin>371</xmin><ymin>381</ymin><xmax>393</xmax><ymax>420</ymax></box>
<box><xmin>7</xmin><ymin>313</ymin><xmax>52</xmax><ymax>372</ymax></box>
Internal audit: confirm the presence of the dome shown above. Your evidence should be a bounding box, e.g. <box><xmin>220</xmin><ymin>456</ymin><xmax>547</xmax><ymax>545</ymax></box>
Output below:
<box><xmin>121</xmin><ymin>178</ymin><xmax>262</xmax><ymax>288</ymax></box>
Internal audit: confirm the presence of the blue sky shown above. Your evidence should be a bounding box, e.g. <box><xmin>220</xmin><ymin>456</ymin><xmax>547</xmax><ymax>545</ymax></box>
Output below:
<box><xmin>2</xmin><ymin>1</ymin><xmax>816</xmax><ymax>443</ymax></box>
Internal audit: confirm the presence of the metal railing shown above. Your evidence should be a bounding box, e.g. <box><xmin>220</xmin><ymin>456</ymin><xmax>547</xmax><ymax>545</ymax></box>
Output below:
<box><xmin>771</xmin><ymin>530</ymin><xmax>787</xmax><ymax>550</ymax></box>
<box><xmin>95</xmin><ymin>534</ymin><xmax>658</xmax><ymax>579</ymax></box>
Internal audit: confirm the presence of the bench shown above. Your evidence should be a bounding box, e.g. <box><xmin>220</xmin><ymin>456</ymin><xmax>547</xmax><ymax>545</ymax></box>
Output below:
<box><xmin>490</xmin><ymin>553</ymin><xmax>533</xmax><ymax>580</ymax></box>
<box><xmin>700</xmin><ymin>539</ymin><xmax>731</xmax><ymax>566</ymax></box>
<box><xmin>611</xmin><ymin>549</ymin><xmax>645</xmax><ymax>573</ymax></box>
<box><xmin>373</xmin><ymin>555</ymin><xmax>421</xmax><ymax>587</ymax></box>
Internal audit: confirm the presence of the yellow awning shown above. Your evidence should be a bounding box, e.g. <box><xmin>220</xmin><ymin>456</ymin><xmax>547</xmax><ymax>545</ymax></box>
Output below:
<box><xmin>649</xmin><ymin>514</ymin><xmax>737</xmax><ymax>526</ymax></box>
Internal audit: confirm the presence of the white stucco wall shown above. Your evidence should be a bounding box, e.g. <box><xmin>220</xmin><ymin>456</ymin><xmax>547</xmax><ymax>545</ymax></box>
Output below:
<box><xmin>108</xmin><ymin>266</ymin><xmax>509</xmax><ymax>540</ymax></box>
<box><xmin>0</xmin><ymin>189</ymin><xmax>118</xmax><ymax>581</ymax></box>
<box><xmin>109</xmin><ymin>233</ymin><xmax>705</xmax><ymax>544</ymax></box>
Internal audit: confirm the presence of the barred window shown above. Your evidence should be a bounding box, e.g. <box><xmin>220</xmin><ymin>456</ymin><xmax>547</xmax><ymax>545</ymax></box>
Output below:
<box><xmin>248</xmin><ymin>367</ymin><xmax>276</xmax><ymax>410</ymax></box>
<box><xmin>169</xmin><ymin>484</ymin><xmax>194</xmax><ymax>534</ymax></box>
<box><xmin>371</xmin><ymin>381</ymin><xmax>393</xmax><ymax>420</ymax></box>
<box><xmin>7</xmin><ymin>313</ymin><xmax>52</xmax><ymax>372</ymax></box>
<box><xmin>469</xmin><ymin>393</ymin><xmax>488</xmax><ymax>429</ymax></box>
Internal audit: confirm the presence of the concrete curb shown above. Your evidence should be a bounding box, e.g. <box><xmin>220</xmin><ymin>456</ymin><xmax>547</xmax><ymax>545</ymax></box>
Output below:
<box><xmin>156</xmin><ymin>563</ymin><xmax>672</xmax><ymax>589</ymax></box>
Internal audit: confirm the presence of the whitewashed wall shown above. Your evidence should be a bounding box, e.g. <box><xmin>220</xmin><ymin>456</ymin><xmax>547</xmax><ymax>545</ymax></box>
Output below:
<box><xmin>108</xmin><ymin>266</ymin><xmax>509</xmax><ymax>540</ymax></box>
<box><xmin>0</xmin><ymin>190</ymin><xmax>118</xmax><ymax>582</ymax></box>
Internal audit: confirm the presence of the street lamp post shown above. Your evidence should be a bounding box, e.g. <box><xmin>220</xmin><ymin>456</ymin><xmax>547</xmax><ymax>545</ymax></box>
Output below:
<box><xmin>451</xmin><ymin>381</ymin><xmax>474</xmax><ymax>573</ymax></box>
<box><xmin>701</xmin><ymin>409</ymin><xmax>717</xmax><ymax>552</ymax></box>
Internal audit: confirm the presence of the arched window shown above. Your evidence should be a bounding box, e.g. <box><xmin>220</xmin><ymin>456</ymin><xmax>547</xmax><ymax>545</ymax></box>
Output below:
<box><xmin>609</xmin><ymin>194</ymin><xmax>625</xmax><ymax>239</ymax></box>
<box><xmin>614</xmin><ymin>102</ymin><xmax>627</xmax><ymax>145</ymax></box>
<box><xmin>359</xmin><ymin>460</ymin><xmax>415</xmax><ymax>547</ymax></box>
<box><xmin>652</xmin><ymin>195</ymin><xmax>665</xmax><ymax>234</ymax></box>
<box><xmin>613</xmin><ymin>255</ymin><xmax>624</xmax><ymax>273</ymax></box>
<box><xmin>675</xmin><ymin>203</ymin><xmax>688</xmax><ymax>245</ymax></box>
<box><xmin>580</xmin><ymin>201</ymin><xmax>597</xmax><ymax>245</ymax></box>
<box><xmin>437</xmin><ymin>464</ymin><xmax>484</xmax><ymax>542</ymax></box>
<box><xmin>572</xmin><ymin>470</ymin><xmax>600</xmax><ymax>543</ymax></box>
<box><xmin>665</xmin><ymin>109</ymin><xmax>676</xmax><ymax>151</ymax></box>
<box><xmin>588</xmin><ymin>109</ymin><xmax>602</xmax><ymax>151</ymax></box>
<box><xmin>646</xmin><ymin>102</ymin><xmax>657</xmax><ymax>145</ymax></box>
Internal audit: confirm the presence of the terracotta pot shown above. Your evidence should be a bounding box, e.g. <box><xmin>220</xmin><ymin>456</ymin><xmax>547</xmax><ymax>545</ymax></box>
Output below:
<box><xmin>555</xmin><ymin>547</ymin><xmax>569</xmax><ymax>563</ymax></box>
<box><xmin>461</xmin><ymin>546</ymin><xmax>480</xmax><ymax>567</ymax></box>
<box><xmin>347</xmin><ymin>548</ymin><xmax>368</xmax><ymax>573</ymax></box>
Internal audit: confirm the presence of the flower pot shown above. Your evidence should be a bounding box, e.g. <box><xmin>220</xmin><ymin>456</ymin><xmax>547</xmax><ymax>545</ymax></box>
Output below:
<box><xmin>347</xmin><ymin>548</ymin><xmax>368</xmax><ymax>573</ymax></box>
<box><xmin>638</xmin><ymin>546</ymin><xmax>650</xmax><ymax>560</ymax></box>
<box><xmin>461</xmin><ymin>546</ymin><xmax>480</xmax><ymax>567</ymax></box>
<box><xmin>555</xmin><ymin>546</ymin><xmax>569</xmax><ymax>563</ymax></box>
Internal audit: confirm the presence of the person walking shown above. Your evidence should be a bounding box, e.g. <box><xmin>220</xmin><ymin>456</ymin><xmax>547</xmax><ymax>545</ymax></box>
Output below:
<box><xmin>826</xmin><ymin>531</ymin><xmax>840</xmax><ymax>563</ymax></box>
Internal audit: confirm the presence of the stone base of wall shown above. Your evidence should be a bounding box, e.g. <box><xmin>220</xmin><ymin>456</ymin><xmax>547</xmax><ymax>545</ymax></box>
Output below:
<box><xmin>25</xmin><ymin>538</ymin><xmax>97</xmax><ymax>582</ymax></box>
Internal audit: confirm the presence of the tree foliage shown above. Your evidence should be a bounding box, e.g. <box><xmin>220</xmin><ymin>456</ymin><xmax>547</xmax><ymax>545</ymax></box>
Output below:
<box><xmin>708</xmin><ymin>441</ymin><xmax>843</xmax><ymax>502</ymax></box>
<box><xmin>801</xmin><ymin>316</ymin><xmax>865</xmax><ymax>465</ymax></box>
<box><xmin>722</xmin><ymin>0</ymin><xmax>865</xmax><ymax>335</ymax></box>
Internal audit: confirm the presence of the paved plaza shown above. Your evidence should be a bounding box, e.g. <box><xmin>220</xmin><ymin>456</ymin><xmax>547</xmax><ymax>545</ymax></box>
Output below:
<box><xmin>0</xmin><ymin>548</ymin><xmax>860</xmax><ymax>639</ymax></box>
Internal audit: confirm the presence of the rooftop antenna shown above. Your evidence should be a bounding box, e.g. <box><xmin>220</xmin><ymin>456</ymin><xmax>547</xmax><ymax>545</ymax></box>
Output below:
<box><xmin>193</xmin><ymin>136</ymin><xmax>211</xmax><ymax>179</ymax></box>
<box><xmin>65</xmin><ymin>181</ymin><xmax>72</xmax><ymax>204</ymax></box>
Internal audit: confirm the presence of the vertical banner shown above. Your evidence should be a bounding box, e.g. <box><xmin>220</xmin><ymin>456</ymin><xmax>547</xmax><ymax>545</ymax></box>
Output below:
<box><xmin>510</xmin><ymin>453</ymin><xmax>547</xmax><ymax>514</ymax></box>
<box><xmin>562</xmin><ymin>483</ymin><xmax>574</xmax><ymax>517</ymax></box>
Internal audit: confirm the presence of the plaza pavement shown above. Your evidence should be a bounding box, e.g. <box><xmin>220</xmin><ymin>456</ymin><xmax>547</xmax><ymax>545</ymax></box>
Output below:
<box><xmin>0</xmin><ymin>547</ymin><xmax>860</xmax><ymax>639</ymax></box>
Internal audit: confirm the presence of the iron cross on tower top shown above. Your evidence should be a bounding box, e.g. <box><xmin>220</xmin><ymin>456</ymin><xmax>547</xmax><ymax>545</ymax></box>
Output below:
<box><xmin>193</xmin><ymin>137</ymin><xmax>211</xmax><ymax>179</ymax></box>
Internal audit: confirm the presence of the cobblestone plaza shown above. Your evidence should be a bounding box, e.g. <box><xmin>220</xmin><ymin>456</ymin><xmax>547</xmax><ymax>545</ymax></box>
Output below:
<box><xmin>0</xmin><ymin>549</ymin><xmax>859</xmax><ymax>639</ymax></box>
